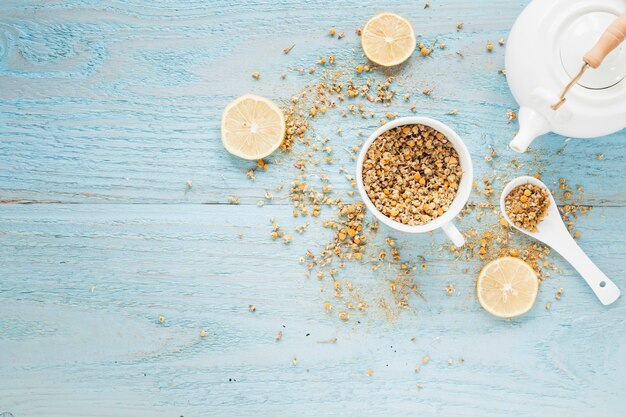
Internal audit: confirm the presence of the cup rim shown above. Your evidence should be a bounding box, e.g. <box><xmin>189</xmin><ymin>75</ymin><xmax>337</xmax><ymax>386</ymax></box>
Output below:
<box><xmin>356</xmin><ymin>116</ymin><xmax>473</xmax><ymax>233</ymax></box>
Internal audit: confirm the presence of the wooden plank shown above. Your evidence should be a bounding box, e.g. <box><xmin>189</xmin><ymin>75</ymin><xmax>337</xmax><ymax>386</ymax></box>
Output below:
<box><xmin>0</xmin><ymin>204</ymin><xmax>624</xmax><ymax>416</ymax></box>
<box><xmin>0</xmin><ymin>1</ymin><xmax>624</xmax><ymax>205</ymax></box>
<box><xmin>0</xmin><ymin>0</ymin><xmax>625</xmax><ymax>416</ymax></box>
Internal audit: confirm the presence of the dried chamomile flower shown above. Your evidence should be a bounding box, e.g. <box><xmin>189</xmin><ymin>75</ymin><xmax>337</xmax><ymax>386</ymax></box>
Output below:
<box><xmin>361</xmin><ymin>124</ymin><xmax>463</xmax><ymax>226</ymax></box>
<box><xmin>504</xmin><ymin>184</ymin><xmax>550</xmax><ymax>232</ymax></box>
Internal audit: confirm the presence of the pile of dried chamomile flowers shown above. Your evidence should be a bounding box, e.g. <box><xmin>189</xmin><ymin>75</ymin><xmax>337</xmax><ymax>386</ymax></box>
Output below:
<box><xmin>361</xmin><ymin>124</ymin><xmax>462</xmax><ymax>225</ymax></box>
<box><xmin>504</xmin><ymin>183</ymin><xmax>550</xmax><ymax>232</ymax></box>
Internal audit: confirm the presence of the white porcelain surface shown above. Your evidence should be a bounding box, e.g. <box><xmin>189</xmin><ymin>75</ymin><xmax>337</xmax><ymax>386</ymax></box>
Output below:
<box><xmin>560</xmin><ymin>11</ymin><xmax>626</xmax><ymax>89</ymax></box>
<box><xmin>500</xmin><ymin>176</ymin><xmax>621</xmax><ymax>305</ymax></box>
<box><xmin>506</xmin><ymin>0</ymin><xmax>626</xmax><ymax>152</ymax></box>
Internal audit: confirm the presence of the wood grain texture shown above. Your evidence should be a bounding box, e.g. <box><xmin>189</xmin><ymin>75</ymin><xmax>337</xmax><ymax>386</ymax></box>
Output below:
<box><xmin>0</xmin><ymin>0</ymin><xmax>625</xmax><ymax>416</ymax></box>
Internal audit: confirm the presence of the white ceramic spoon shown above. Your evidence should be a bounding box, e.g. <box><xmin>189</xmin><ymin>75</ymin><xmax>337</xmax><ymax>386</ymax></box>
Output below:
<box><xmin>500</xmin><ymin>176</ymin><xmax>620</xmax><ymax>305</ymax></box>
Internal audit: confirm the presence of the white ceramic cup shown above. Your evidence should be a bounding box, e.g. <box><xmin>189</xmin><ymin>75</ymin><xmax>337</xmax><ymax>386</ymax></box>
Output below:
<box><xmin>356</xmin><ymin>116</ymin><xmax>473</xmax><ymax>247</ymax></box>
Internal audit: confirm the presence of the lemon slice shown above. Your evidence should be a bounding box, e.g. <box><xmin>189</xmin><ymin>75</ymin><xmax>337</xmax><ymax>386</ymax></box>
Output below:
<box><xmin>221</xmin><ymin>94</ymin><xmax>285</xmax><ymax>160</ymax></box>
<box><xmin>361</xmin><ymin>13</ymin><xmax>416</xmax><ymax>67</ymax></box>
<box><xmin>476</xmin><ymin>257</ymin><xmax>539</xmax><ymax>318</ymax></box>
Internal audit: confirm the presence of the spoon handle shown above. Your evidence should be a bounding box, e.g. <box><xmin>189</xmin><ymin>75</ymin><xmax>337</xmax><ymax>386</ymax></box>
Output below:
<box><xmin>553</xmin><ymin>237</ymin><xmax>620</xmax><ymax>305</ymax></box>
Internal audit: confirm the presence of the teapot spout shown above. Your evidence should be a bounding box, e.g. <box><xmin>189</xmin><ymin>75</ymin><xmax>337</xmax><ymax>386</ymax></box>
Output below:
<box><xmin>510</xmin><ymin>107</ymin><xmax>551</xmax><ymax>153</ymax></box>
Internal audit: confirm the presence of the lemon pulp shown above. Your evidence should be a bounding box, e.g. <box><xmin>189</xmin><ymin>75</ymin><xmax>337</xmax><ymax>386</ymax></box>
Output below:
<box><xmin>221</xmin><ymin>94</ymin><xmax>285</xmax><ymax>160</ymax></box>
<box><xmin>476</xmin><ymin>256</ymin><xmax>539</xmax><ymax>318</ymax></box>
<box><xmin>361</xmin><ymin>13</ymin><xmax>416</xmax><ymax>67</ymax></box>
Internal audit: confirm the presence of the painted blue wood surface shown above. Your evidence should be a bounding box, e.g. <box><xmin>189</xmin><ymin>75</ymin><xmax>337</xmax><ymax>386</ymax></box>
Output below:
<box><xmin>0</xmin><ymin>1</ymin><xmax>625</xmax><ymax>416</ymax></box>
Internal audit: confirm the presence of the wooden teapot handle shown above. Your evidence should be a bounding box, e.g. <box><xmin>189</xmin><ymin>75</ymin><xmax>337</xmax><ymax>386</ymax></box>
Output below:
<box><xmin>583</xmin><ymin>12</ymin><xmax>626</xmax><ymax>68</ymax></box>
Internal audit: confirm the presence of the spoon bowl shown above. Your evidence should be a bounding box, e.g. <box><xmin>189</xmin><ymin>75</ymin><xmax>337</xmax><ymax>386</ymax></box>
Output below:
<box><xmin>500</xmin><ymin>176</ymin><xmax>620</xmax><ymax>305</ymax></box>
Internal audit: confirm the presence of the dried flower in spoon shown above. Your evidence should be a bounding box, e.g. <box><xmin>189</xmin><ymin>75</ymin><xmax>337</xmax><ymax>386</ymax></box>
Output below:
<box><xmin>504</xmin><ymin>184</ymin><xmax>550</xmax><ymax>232</ymax></box>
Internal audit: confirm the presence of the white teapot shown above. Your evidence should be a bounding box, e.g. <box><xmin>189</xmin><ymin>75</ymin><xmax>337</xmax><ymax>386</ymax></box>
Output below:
<box><xmin>506</xmin><ymin>0</ymin><xmax>626</xmax><ymax>152</ymax></box>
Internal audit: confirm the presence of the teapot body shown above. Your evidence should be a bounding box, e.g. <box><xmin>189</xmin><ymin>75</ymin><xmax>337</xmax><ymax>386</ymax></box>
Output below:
<box><xmin>506</xmin><ymin>0</ymin><xmax>626</xmax><ymax>151</ymax></box>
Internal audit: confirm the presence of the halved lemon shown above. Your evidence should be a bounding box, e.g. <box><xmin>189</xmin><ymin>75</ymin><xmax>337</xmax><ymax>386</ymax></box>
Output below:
<box><xmin>361</xmin><ymin>13</ymin><xmax>416</xmax><ymax>67</ymax></box>
<box><xmin>476</xmin><ymin>257</ymin><xmax>539</xmax><ymax>318</ymax></box>
<box><xmin>221</xmin><ymin>94</ymin><xmax>285</xmax><ymax>160</ymax></box>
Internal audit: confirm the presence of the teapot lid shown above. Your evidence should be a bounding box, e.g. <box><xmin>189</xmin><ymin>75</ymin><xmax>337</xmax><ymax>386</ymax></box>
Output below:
<box><xmin>560</xmin><ymin>11</ymin><xmax>626</xmax><ymax>89</ymax></box>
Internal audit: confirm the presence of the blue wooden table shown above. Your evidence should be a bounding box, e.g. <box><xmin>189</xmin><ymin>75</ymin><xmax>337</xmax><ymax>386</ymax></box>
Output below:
<box><xmin>1</xmin><ymin>1</ymin><xmax>625</xmax><ymax>416</ymax></box>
